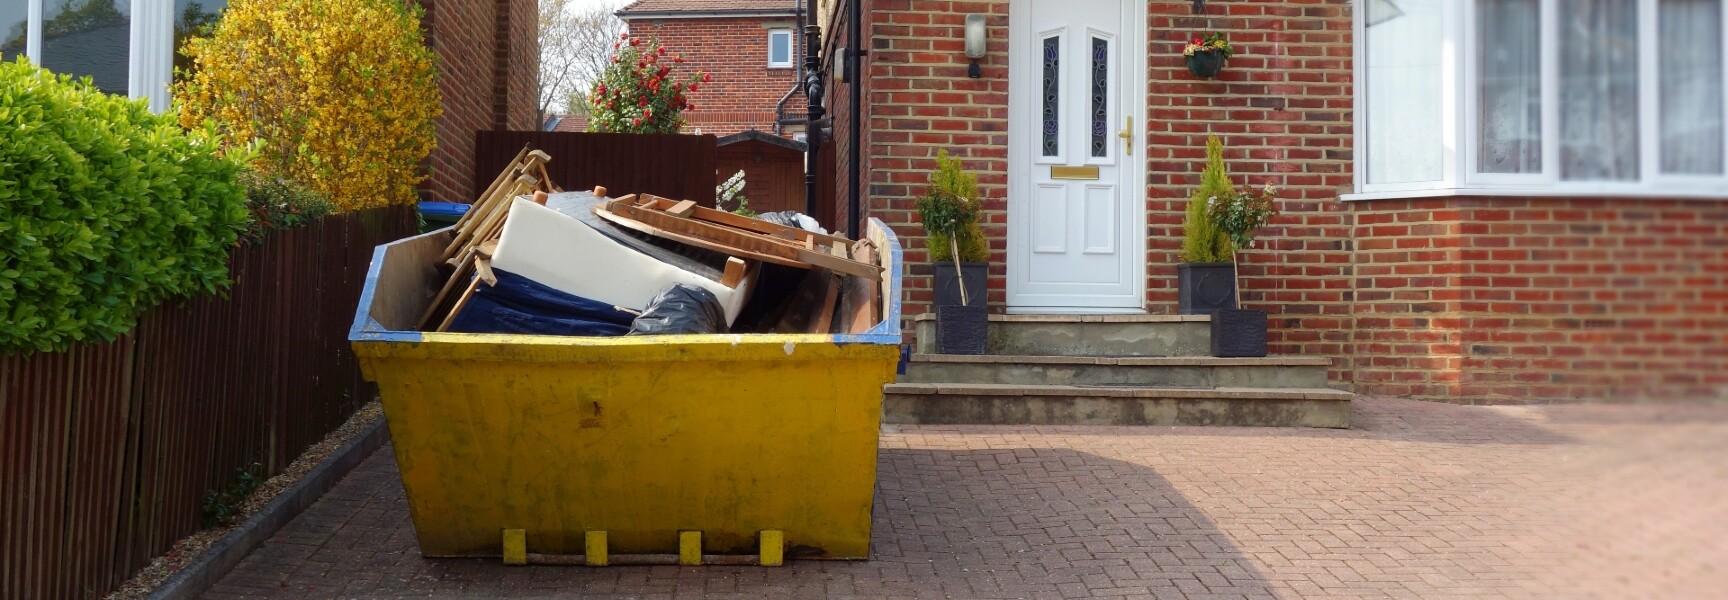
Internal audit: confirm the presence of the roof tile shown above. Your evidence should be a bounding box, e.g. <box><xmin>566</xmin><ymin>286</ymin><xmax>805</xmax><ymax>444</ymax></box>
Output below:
<box><xmin>617</xmin><ymin>0</ymin><xmax>799</xmax><ymax>16</ymax></box>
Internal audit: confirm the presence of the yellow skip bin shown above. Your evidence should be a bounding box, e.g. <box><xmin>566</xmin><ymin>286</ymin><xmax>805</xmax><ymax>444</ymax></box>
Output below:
<box><xmin>349</xmin><ymin>219</ymin><xmax>904</xmax><ymax>562</ymax></box>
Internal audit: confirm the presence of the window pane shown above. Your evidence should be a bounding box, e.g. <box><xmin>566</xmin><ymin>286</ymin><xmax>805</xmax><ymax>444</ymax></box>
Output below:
<box><xmin>1366</xmin><ymin>0</ymin><xmax>1444</xmax><ymax>184</ymax></box>
<box><xmin>1660</xmin><ymin>0</ymin><xmax>1725</xmax><ymax>175</ymax></box>
<box><xmin>1041</xmin><ymin>35</ymin><xmax>1059</xmax><ymax>157</ymax></box>
<box><xmin>1</xmin><ymin>0</ymin><xmax>27</xmax><ymax>62</ymax></box>
<box><xmin>1479</xmin><ymin>0</ymin><xmax>1542</xmax><ymax>174</ymax></box>
<box><xmin>38</xmin><ymin>0</ymin><xmax>131</xmax><ymax>95</ymax></box>
<box><xmin>1560</xmin><ymin>0</ymin><xmax>1640</xmax><ymax>181</ymax></box>
<box><xmin>769</xmin><ymin>31</ymin><xmax>789</xmax><ymax>65</ymax></box>
<box><xmin>175</xmin><ymin>0</ymin><xmax>228</xmax><ymax>77</ymax></box>
<box><xmin>1090</xmin><ymin>37</ymin><xmax>1107</xmax><ymax>158</ymax></box>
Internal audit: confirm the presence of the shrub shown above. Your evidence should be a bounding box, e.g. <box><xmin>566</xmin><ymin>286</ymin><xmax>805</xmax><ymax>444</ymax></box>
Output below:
<box><xmin>1210</xmin><ymin>181</ymin><xmax>1279</xmax><ymax>253</ymax></box>
<box><xmin>586</xmin><ymin>33</ymin><xmax>706</xmax><ymax>134</ymax></box>
<box><xmin>0</xmin><ymin>58</ymin><xmax>249</xmax><ymax>354</ymax></box>
<box><xmin>237</xmin><ymin>171</ymin><xmax>336</xmax><ymax>245</ymax></box>
<box><xmin>716</xmin><ymin>170</ymin><xmax>756</xmax><ymax>216</ymax></box>
<box><xmin>917</xmin><ymin>150</ymin><xmax>988</xmax><ymax>263</ymax></box>
<box><xmin>175</xmin><ymin>0</ymin><xmax>441</xmax><ymax>212</ymax></box>
<box><xmin>1180</xmin><ymin>136</ymin><xmax>1237</xmax><ymax>263</ymax></box>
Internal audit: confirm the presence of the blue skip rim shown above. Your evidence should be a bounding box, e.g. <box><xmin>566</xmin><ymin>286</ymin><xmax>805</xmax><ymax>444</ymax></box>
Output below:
<box><xmin>418</xmin><ymin>201</ymin><xmax>471</xmax><ymax>218</ymax></box>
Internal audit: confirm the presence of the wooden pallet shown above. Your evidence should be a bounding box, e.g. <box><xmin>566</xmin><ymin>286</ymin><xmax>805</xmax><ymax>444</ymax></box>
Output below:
<box><xmin>593</xmin><ymin>194</ymin><xmax>881</xmax><ymax>281</ymax></box>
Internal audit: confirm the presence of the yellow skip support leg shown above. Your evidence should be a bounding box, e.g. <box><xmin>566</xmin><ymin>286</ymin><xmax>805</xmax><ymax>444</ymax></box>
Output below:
<box><xmin>584</xmin><ymin>531</ymin><xmax>608</xmax><ymax>566</ymax></box>
<box><xmin>679</xmin><ymin>531</ymin><xmax>702</xmax><ymax>566</ymax></box>
<box><xmin>759</xmin><ymin>530</ymin><xmax>784</xmax><ymax>567</ymax></box>
<box><xmin>502</xmin><ymin>529</ymin><xmax>527</xmax><ymax>566</ymax></box>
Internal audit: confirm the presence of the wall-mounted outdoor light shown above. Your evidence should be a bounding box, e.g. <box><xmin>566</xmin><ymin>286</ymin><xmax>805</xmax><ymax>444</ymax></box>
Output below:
<box><xmin>964</xmin><ymin>14</ymin><xmax>987</xmax><ymax>78</ymax></box>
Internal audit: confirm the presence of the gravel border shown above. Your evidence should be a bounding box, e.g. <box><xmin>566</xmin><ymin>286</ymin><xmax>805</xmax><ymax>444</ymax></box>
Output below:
<box><xmin>102</xmin><ymin>402</ymin><xmax>390</xmax><ymax>600</ymax></box>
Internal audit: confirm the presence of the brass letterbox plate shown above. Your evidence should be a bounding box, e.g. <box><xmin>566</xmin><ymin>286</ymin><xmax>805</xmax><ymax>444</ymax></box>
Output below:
<box><xmin>1050</xmin><ymin>165</ymin><xmax>1100</xmax><ymax>180</ymax></box>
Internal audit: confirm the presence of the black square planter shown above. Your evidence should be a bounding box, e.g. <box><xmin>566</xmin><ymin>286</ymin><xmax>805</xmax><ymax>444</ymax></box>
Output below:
<box><xmin>933</xmin><ymin>261</ymin><xmax>988</xmax><ymax>308</ymax></box>
<box><xmin>936</xmin><ymin>305</ymin><xmax>988</xmax><ymax>355</ymax></box>
<box><xmin>1177</xmin><ymin>262</ymin><xmax>1237</xmax><ymax>315</ymax></box>
<box><xmin>1210</xmin><ymin>308</ymin><xmax>1268</xmax><ymax>358</ymax></box>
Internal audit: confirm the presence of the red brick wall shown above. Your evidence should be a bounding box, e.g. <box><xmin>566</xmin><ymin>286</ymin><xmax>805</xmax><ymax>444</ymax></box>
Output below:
<box><xmin>821</xmin><ymin>0</ymin><xmax>867</xmax><ymax>236</ymax></box>
<box><xmin>1353</xmin><ymin>198</ymin><xmax>1728</xmax><ymax>404</ymax></box>
<box><xmin>419</xmin><ymin>0</ymin><xmax>539</xmax><ymax>204</ymax></box>
<box><xmin>501</xmin><ymin>0</ymin><xmax>541</xmax><ymax>131</ymax></box>
<box><xmin>851</xmin><ymin>0</ymin><xmax>1726</xmax><ymax>403</ymax></box>
<box><xmin>1148</xmin><ymin>3</ymin><xmax>1355</xmax><ymax>385</ymax></box>
<box><xmin>625</xmin><ymin>16</ymin><xmax>806</xmax><ymax>136</ymax></box>
<box><xmin>862</xmin><ymin>0</ymin><xmax>1010</xmax><ymax>313</ymax></box>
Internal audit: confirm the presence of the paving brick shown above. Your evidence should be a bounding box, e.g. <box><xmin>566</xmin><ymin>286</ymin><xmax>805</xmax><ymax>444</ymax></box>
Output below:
<box><xmin>205</xmin><ymin>397</ymin><xmax>1728</xmax><ymax>599</ymax></box>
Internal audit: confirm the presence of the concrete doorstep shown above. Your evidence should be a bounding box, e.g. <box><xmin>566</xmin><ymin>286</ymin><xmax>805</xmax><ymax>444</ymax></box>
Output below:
<box><xmin>145</xmin><ymin>420</ymin><xmax>392</xmax><ymax>600</ymax></box>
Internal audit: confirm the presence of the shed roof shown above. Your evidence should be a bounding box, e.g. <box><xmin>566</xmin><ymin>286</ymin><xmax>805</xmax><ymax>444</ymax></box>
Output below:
<box><xmin>716</xmin><ymin>129</ymin><xmax>807</xmax><ymax>152</ymax></box>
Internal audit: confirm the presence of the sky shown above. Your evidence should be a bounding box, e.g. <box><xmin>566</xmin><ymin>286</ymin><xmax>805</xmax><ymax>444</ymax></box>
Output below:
<box><xmin>563</xmin><ymin>0</ymin><xmax>631</xmax><ymax>18</ymax></box>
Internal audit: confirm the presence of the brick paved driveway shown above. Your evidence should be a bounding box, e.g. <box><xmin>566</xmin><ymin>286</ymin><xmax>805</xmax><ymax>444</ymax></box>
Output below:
<box><xmin>205</xmin><ymin>397</ymin><xmax>1728</xmax><ymax>599</ymax></box>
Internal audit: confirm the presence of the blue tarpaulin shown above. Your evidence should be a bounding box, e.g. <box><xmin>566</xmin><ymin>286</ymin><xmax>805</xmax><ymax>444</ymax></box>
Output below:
<box><xmin>446</xmin><ymin>269</ymin><xmax>637</xmax><ymax>336</ymax></box>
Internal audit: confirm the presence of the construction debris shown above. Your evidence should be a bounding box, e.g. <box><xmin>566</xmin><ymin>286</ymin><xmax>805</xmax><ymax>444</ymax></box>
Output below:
<box><xmin>413</xmin><ymin>149</ymin><xmax>885</xmax><ymax>337</ymax></box>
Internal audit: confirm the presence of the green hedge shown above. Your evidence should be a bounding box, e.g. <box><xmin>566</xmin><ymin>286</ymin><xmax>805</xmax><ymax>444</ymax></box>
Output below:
<box><xmin>0</xmin><ymin>58</ymin><xmax>250</xmax><ymax>354</ymax></box>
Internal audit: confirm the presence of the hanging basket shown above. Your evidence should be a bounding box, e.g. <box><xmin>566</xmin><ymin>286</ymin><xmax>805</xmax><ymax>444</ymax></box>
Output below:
<box><xmin>1185</xmin><ymin>51</ymin><xmax>1226</xmax><ymax>79</ymax></box>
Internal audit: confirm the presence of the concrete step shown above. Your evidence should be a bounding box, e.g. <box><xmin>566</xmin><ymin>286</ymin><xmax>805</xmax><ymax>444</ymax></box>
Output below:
<box><xmin>883</xmin><ymin>383</ymin><xmax>1352</xmax><ymax>428</ymax></box>
<box><xmin>912</xmin><ymin>313</ymin><xmax>1212</xmax><ymax>357</ymax></box>
<box><xmin>901</xmin><ymin>354</ymin><xmax>1333</xmax><ymax>389</ymax></box>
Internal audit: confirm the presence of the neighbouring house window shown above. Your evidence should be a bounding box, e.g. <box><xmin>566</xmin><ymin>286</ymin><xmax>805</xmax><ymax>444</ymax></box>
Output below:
<box><xmin>1353</xmin><ymin>0</ymin><xmax>1728</xmax><ymax>198</ymax></box>
<box><xmin>3</xmin><ymin>0</ymin><xmax>223</xmax><ymax>112</ymax></box>
<box><xmin>767</xmin><ymin>28</ymin><xmax>792</xmax><ymax>68</ymax></box>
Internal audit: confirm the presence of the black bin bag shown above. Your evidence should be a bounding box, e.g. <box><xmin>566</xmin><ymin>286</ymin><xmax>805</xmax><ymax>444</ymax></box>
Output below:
<box><xmin>628</xmin><ymin>284</ymin><xmax>727</xmax><ymax>335</ymax></box>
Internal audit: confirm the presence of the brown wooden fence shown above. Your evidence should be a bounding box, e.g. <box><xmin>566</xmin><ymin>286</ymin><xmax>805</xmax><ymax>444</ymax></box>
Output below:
<box><xmin>0</xmin><ymin>205</ymin><xmax>416</xmax><ymax>600</ymax></box>
<box><xmin>474</xmin><ymin>131</ymin><xmax>719</xmax><ymax>206</ymax></box>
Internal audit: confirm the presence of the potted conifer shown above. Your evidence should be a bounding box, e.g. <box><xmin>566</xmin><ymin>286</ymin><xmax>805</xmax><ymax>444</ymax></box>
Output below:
<box><xmin>1178</xmin><ymin>136</ymin><xmax>1239</xmax><ymax>315</ymax></box>
<box><xmin>917</xmin><ymin>150</ymin><xmax>989</xmax><ymax>354</ymax></box>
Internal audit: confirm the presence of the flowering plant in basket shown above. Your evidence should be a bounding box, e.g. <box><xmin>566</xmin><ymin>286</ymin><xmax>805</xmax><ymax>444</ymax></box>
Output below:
<box><xmin>1183</xmin><ymin>32</ymin><xmax>1234</xmax><ymax>58</ymax></box>
<box><xmin>1183</xmin><ymin>32</ymin><xmax>1233</xmax><ymax>78</ymax></box>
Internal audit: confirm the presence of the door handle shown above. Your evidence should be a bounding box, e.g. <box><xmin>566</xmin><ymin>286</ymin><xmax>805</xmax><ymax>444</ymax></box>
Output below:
<box><xmin>1117</xmin><ymin>116</ymin><xmax>1134</xmax><ymax>156</ymax></box>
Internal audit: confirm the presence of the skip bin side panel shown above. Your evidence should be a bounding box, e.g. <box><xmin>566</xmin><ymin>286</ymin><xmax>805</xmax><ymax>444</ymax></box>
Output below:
<box><xmin>363</xmin><ymin>338</ymin><xmax>898</xmax><ymax>560</ymax></box>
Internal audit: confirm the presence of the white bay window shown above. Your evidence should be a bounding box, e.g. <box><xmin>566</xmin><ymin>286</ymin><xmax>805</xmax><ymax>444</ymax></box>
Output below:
<box><xmin>1352</xmin><ymin>0</ymin><xmax>1728</xmax><ymax>199</ymax></box>
<box><xmin>2</xmin><ymin>0</ymin><xmax>225</xmax><ymax>113</ymax></box>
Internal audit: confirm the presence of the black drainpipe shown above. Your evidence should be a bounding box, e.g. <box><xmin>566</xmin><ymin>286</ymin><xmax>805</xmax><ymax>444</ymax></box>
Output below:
<box><xmin>846</xmin><ymin>0</ymin><xmax>865</xmax><ymax>238</ymax></box>
<box><xmin>803</xmin><ymin>23</ymin><xmax>825</xmax><ymax>217</ymax></box>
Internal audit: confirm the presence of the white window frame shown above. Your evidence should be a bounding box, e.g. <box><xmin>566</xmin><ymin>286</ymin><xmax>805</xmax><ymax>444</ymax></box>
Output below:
<box><xmin>767</xmin><ymin>28</ymin><xmax>794</xmax><ymax>68</ymax></box>
<box><xmin>1349</xmin><ymin>0</ymin><xmax>1728</xmax><ymax>200</ymax></box>
<box><xmin>21</xmin><ymin>0</ymin><xmax>176</xmax><ymax>113</ymax></box>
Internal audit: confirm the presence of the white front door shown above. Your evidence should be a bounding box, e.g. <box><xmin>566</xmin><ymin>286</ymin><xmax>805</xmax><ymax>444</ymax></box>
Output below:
<box><xmin>1006</xmin><ymin>0</ymin><xmax>1145</xmax><ymax>312</ymax></box>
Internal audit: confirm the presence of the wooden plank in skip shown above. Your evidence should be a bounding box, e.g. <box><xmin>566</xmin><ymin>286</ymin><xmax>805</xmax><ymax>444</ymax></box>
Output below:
<box><xmin>636</xmin><ymin>194</ymin><xmax>854</xmax><ymax>248</ymax></box>
<box><xmin>719</xmin><ymin>258</ymin><xmax>748</xmax><ymax>289</ymax></box>
<box><xmin>838</xmin><ymin>241</ymin><xmax>880</xmax><ymax>334</ymax></box>
<box><xmin>596</xmin><ymin>198</ymin><xmax>881</xmax><ymax>280</ymax></box>
<box><xmin>666</xmin><ymin>200</ymin><xmax>698</xmax><ymax>218</ymax></box>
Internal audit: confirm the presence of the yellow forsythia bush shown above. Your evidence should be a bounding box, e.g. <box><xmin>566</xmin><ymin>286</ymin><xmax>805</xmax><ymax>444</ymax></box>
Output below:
<box><xmin>175</xmin><ymin>0</ymin><xmax>441</xmax><ymax>211</ymax></box>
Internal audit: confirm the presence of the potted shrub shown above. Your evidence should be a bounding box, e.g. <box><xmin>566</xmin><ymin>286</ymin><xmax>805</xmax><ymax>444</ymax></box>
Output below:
<box><xmin>1178</xmin><ymin>136</ymin><xmax>1240</xmax><ymax>315</ymax></box>
<box><xmin>917</xmin><ymin>150</ymin><xmax>989</xmax><ymax>354</ymax></box>
<box><xmin>1206</xmin><ymin>176</ymin><xmax>1279</xmax><ymax>358</ymax></box>
<box><xmin>1183</xmin><ymin>32</ymin><xmax>1233</xmax><ymax>79</ymax></box>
